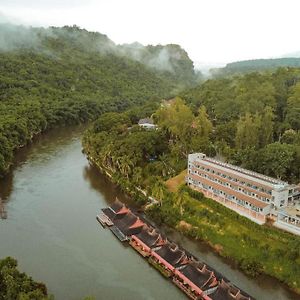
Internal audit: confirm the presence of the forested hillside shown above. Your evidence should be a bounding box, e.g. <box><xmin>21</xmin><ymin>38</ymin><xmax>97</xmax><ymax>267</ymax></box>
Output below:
<box><xmin>180</xmin><ymin>68</ymin><xmax>300</xmax><ymax>183</ymax></box>
<box><xmin>0</xmin><ymin>24</ymin><xmax>196</xmax><ymax>176</ymax></box>
<box><xmin>211</xmin><ymin>57</ymin><xmax>300</xmax><ymax>76</ymax></box>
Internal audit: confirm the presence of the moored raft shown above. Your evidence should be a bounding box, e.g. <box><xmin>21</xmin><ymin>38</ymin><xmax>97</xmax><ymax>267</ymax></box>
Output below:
<box><xmin>96</xmin><ymin>212</ymin><xmax>113</xmax><ymax>227</ymax></box>
<box><xmin>97</xmin><ymin>199</ymin><xmax>255</xmax><ymax>300</ymax></box>
<box><xmin>110</xmin><ymin>225</ymin><xmax>127</xmax><ymax>242</ymax></box>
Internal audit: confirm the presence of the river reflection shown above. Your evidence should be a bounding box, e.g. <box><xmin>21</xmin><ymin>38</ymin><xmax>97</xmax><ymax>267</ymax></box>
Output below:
<box><xmin>0</xmin><ymin>126</ymin><xmax>299</xmax><ymax>300</ymax></box>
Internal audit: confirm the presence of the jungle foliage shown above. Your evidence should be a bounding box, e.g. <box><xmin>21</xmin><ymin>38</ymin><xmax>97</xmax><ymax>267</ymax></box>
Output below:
<box><xmin>211</xmin><ymin>57</ymin><xmax>300</xmax><ymax>76</ymax></box>
<box><xmin>180</xmin><ymin>68</ymin><xmax>300</xmax><ymax>182</ymax></box>
<box><xmin>0</xmin><ymin>257</ymin><xmax>51</xmax><ymax>300</ymax></box>
<box><xmin>0</xmin><ymin>24</ymin><xmax>196</xmax><ymax>176</ymax></box>
<box><xmin>83</xmin><ymin>69</ymin><xmax>300</xmax><ymax>293</ymax></box>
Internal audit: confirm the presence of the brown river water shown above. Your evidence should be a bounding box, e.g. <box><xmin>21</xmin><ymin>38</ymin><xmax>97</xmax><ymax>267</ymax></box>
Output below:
<box><xmin>0</xmin><ymin>126</ymin><xmax>299</xmax><ymax>300</ymax></box>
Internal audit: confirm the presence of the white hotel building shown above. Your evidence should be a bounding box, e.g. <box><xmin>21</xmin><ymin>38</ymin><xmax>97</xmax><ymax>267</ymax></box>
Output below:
<box><xmin>187</xmin><ymin>153</ymin><xmax>293</xmax><ymax>225</ymax></box>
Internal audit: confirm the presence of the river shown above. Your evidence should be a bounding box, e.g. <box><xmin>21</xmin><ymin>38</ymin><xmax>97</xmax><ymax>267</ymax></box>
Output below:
<box><xmin>0</xmin><ymin>126</ymin><xmax>299</xmax><ymax>300</ymax></box>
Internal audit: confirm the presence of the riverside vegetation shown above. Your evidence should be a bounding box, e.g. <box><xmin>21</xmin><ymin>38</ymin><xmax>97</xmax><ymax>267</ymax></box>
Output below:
<box><xmin>0</xmin><ymin>24</ymin><xmax>197</xmax><ymax>297</ymax></box>
<box><xmin>0</xmin><ymin>24</ymin><xmax>197</xmax><ymax>176</ymax></box>
<box><xmin>0</xmin><ymin>257</ymin><xmax>50</xmax><ymax>300</ymax></box>
<box><xmin>83</xmin><ymin>68</ymin><xmax>300</xmax><ymax>294</ymax></box>
<box><xmin>2</xmin><ymin>23</ymin><xmax>300</xmax><ymax>296</ymax></box>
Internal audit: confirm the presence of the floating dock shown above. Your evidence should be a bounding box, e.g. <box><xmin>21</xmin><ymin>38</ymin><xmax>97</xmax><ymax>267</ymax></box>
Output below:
<box><xmin>109</xmin><ymin>225</ymin><xmax>127</xmax><ymax>242</ymax></box>
<box><xmin>96</xmin><ymin>212</ymin><xmax>113</xmax><ymax>227</ymax></box>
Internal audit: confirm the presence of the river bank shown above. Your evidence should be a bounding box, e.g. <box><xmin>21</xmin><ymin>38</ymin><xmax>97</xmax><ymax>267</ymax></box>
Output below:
<box><xmin>0</xmin><ymin>126</ymin><xmax>299</xmax><ymax>300</ymax></box>
<box><xmin>88</xmin><ymin>155</ymin><xmax>300</xmax><ymax>299</ymax></box>
<box><xmin>81</xmin><ymin>109</ymin><xmax>300</xmax><ymax>298</ymax></box>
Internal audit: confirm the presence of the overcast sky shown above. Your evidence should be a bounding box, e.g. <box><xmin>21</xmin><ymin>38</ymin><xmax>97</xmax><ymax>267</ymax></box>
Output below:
<box><xmin>1</xmin><ymin>0</ymin><xmax>300</xmax><ymax>67</ymax></box>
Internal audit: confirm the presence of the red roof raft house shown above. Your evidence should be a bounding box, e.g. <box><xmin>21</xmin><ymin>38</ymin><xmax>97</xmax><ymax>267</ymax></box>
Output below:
<box><xmin>172</xmin><ymin>260</ymin><xmax>252</xmax><ymax>300</ymax></box>
<box><xmin>97</xmin><ymin>199</ymin><xmax>255</xmax><ymax>300</ymax></box>
<box><xmin>130</xmin><ymin>224</ymin><xmax>164</xmax><ymax>257</ymax></box>
<box><xmin>149</xmin><ymin>241</ymin><xmax>190</xmax><ymax>278</ymax></box>
<box><xmin>99</xmin><ymin>199</ymin><xmax>145</xmax><ymax>241</ymax></box>
<box><xmin>207</xmin><ymin>279</ymin><xmax>252</xmax><ymax>300</ymax></box>
<box><xmin>173</xmin><ymin>261</ymin><xmax>218</xmax><ymax>300</ymax></box>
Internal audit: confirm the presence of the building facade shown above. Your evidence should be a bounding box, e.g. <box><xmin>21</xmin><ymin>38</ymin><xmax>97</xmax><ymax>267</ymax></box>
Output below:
<box><xmin>187</xmin><ymin>153</ymin><xmax>292</xmax><ymax>224</ymax></box>
<box><xmin>138</xmin><ymin>118</ymin><xmax>157</xmax><ymax>130</ymax></box>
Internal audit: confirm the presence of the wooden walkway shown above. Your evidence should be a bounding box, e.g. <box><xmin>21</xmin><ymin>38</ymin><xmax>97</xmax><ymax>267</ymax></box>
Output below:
<box><xmin>109</xmin><ymin>225</ymin><xmax>127</xmax><ymax>242</ymax></box>
<box><xmin>96</xmin><ymin>213</ymin><xmax>113</xmax><ymax>227</ymax></box>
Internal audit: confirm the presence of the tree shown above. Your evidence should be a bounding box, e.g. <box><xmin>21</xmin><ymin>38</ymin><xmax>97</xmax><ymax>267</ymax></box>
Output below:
<box><xmin>193</xmin><ymin>105</ymin><xmax>213</xmax><ymax>138</ymax></box>
<box><xmin>286</xmin><ymin>82</ymin><xmax>300</xmax><ymax>130</ymax></box>
<box><xmin>155</xmin><ymin>97</ymin><xmax>194</xmax><ymax>140</ymax></box>
<box><xmin>151</xmin><ymin>178</ymin><xmax>167</xmax><ymax>206</ymax></box>
<box><xmin>0</xmin><ymin>257</ymin><xmax>50</xmax><ymax>300</ymax></box>
<box><xmin>235</xmin><ymin>113</ymin><xmax>260</xmax><ymax>150</ymax></box>
<box><xmin>280</xmin><ymin>129</ymin><xmax>297</xmax><ymax>144</ymax></box>
<box><xmin>256</xmin><ymin>143</ymin><xmax>294</xmax><ymax>179</ymax></box>
<box><xmin>259</xmin><ymin>106</ymin><xmax>274</xmax><ymax>147</ymax></box>
<box><xmin>175</xmin><ymin>189</ymin><xmax>189</xmax><ymax>215</ymax></box>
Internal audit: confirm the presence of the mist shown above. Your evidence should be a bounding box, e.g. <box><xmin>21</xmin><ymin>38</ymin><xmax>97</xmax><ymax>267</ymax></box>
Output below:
<box><xmin>0</xmin><ymin>17</ymin><xmax>196</xmax><ymax>77</ymax></box>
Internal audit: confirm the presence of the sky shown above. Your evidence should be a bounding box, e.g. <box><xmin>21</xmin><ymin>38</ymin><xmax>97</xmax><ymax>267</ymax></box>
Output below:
<box><xmin>0</xmin><ymin>0</ymin><xmax>300</xmax><ymax>67</ymax></box>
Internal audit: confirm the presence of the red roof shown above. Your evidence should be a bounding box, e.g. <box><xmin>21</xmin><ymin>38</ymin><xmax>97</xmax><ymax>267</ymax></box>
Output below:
<box><xmin>129</xmin><ymin>217</ymin><xmax>145</xmax><ymax>229</ymax></box>
<box><xmin>116</xmin><ymin>205</ymin><xmax>130</xmax><ymax>215</ymax></box>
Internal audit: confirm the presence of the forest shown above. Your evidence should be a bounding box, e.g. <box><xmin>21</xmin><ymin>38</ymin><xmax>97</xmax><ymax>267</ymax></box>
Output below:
<box><xmin>83</xmin><ymin>68</ymin><xmax>300</xmax><ymax>293</ymax></box>
<box><xmin>181</xmin><ymin>68</ymin><xmax>300</xmax><ymax>182</ymax></box>
<box><xmin>0</xmin><ymin>257</ymin><xmax>50</xmax><ymax>300</ymax></box>
<box><xmin>211</xmin><ymin>57</ymin><xmax>300</xmax><ymax>76</ymax></box>
<box><xmin>0</xmin><ymin>24</ymin><xmax>196</xmax><ymax>176</ymax></box>
<box><xmin>2</xmin><ymin>22</ymin><xmax>300</xmax><ymax>296</ymax></box>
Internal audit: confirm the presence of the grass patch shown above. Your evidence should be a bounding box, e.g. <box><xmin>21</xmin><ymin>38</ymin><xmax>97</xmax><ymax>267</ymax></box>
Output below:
<box><xmin>165</xmin><ymin>169</ymin><xmax>187</xmax><ymax>192</ymax></box>
<box><xmin>146</xmin><ymin>186</ymin><xmax>300</xmax><ymax>293</ymax></box>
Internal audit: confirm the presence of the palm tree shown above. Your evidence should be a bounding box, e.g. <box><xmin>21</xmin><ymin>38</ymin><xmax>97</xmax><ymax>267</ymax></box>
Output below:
<box><xmin>151</xmin><ymin>179</ymin><xmax>167</xmax><ymax>206</ymax></box>
<box><xmin>133</xmin><ymin>167</ymin><xmax>143</xmax><ymax>186</ymax></box>
<box><xmin>119</xmin><ymin>155</ymin><xmax>134</xmax><ymax>178</ymax></box>
<box><xmin>175</xmin><ymin>190</ymin><xmax>188</xmax><ymax>215</ymax></box>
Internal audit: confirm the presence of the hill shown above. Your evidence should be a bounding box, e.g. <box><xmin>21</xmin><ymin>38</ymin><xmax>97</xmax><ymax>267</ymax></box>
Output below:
<box><xmin>211</xmin><ymin>57</ymin><xmax>300</xmax><ymax>76</ymax></box>
<box><xmin>0</xmin><ymin>23</ymin><xmax>196</xmax><ymax>176</ymax></box>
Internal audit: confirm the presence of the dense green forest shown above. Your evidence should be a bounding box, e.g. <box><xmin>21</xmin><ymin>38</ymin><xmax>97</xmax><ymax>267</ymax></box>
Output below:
<box><xmin>83</xmin><ymin>68</ymin><xmax>300</xmax><ymax>293</ymax></box>
<box><xmin>0</xmin><ymin>24</ymin><xmax>196</xmax><ymax>176</ymax></box>
<box><xmin>0</xmin><ymin>257</ymin><xmax>51</xmax><ymax>300</ymax></box>
<box><xmin>180</xmin><ymin>68</ymin><xmax>300</xmax><ymax>183</ymax></box>
<box><xmin>211</xmin><ymin>57</ymin><xmax>300</xmax><ymax>76</ymax></box>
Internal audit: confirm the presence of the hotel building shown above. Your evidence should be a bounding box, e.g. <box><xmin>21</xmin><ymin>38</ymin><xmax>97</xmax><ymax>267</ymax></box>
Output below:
<box><xmin>187</xmin><ymin>153</ymin><xmax>292</xmax><ymax>224</ymax></box>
